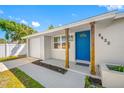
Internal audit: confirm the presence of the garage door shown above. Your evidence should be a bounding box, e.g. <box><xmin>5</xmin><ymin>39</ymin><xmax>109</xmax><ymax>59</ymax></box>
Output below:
<box><xmin>29</xmin><ymin>37</ymin><xmax>41</xmax><ymax>59</ymax></box>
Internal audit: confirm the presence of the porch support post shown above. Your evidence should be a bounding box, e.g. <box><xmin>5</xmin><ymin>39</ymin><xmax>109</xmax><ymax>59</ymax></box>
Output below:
<box><xmin>65</xmin><ymin>28</ymin><xmax>69</xmax><ymax>68</ymax></box>
<box><xmin>90</xmin><ymin>22</ymin><xmax>96</xmax><ymax>75</ymax></box>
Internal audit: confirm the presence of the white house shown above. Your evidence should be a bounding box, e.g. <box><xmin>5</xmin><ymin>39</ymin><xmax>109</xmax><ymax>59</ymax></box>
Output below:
<box><xmin>23</xmin><ymin>11</ymin><xmax>124</xmax><ymax>75</ymax></box>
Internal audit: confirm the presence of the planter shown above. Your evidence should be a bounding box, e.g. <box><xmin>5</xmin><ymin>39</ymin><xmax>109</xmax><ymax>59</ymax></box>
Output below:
<box><xmin>100</xmin><ymin>63</ymin><xmax>124</xmax><ymax>88</ymax></box>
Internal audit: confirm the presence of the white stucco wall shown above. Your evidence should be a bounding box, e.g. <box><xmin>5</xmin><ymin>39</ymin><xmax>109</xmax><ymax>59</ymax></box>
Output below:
<box><xmin>95</xmin><ymin>18</ymin><xmax>124</xmax><ymax>65</ymax></box>
<box><xmin>51</xmin><ymin>25</ymin><xmax>90</xmax><ymax>62</ymax></box>
<box><xmin>49</xmin><ymin>18</ymin><xmax>124</xmax><ymax>66</ymax></box>
<box><xmin>44</xmin><ymin>36</ymin><xmax>51</xmax><ymax>59</ymax></box>
<box><xmin>40</xmin><ymin>36</ymin><xmax>45</xmax><ymax>59</ymax></box>
<box><xmin>51</xmin><ymin>32</ymin><xmax>75</xmax><ymax>62</ymax></box>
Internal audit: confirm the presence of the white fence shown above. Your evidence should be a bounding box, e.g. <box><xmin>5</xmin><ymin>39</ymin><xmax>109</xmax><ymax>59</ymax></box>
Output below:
<box><xmin>0</xmin><ymin>44</ymin><xmax>26</xmax><ymax>58</ymax></box>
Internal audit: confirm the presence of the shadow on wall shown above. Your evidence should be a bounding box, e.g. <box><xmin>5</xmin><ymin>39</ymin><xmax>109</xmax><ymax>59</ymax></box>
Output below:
<box><xmin>0</xmin><ymin>44</ymin><xmax>26</xmax><ymax>58</ymax></box>
<box><xmin>10</xmin><ymin>44</ymin><xmax>21</xmax><ymax>55</ymax></box>
<box><xmin>10</xmin><ymin>44</ymin><xmax>26</xmax><ymax>56</ymax></box>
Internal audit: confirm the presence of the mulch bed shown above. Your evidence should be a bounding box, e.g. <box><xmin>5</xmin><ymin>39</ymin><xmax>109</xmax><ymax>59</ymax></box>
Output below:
<box><xmin>85</xmin><ymin>76</ymin><xmax>103</xmax><ymax>88</ymax></box>
<box><xmin>32</xmin><ymin>60</ymin><xmax>68</xmax><ymax>74</ymax></box>
<box><xmin>89</xmin><ymin>77</ymin><xmax>102</xmax><ymax>86</ymax></box>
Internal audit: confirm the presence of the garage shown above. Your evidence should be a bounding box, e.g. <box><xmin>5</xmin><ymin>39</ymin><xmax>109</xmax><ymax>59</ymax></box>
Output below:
<box><xmin>29</xmin><ymin>37</ymin><xmax>41</xmax><ymax>59</ymax></box>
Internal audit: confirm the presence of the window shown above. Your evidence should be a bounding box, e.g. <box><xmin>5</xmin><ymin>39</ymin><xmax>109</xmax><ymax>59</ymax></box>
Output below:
<box><xmin>62</xmin><ymin>36</ymin><xmax>66</xmax><ymax>49</ymax></box>
<box><xmin>54</xmin><ymin>37</ymin><xmax>60</xmax><ymax>42</ymax></box>
<box><xmin>53</xmin><ymin>35</ymin><xmax>73</xmax><ymax>49</ymax></box>
<box><xmin>54</xmin><ymin>43</ymin><xmax>61</xmax><ymax>49</ymax></box>
<box><xmin>62</xmin><ymin>35</ymin><xmax>73</xmax><ymax>42</ymax></box>
<box><xmin>61</xmin><ymin>35</ymin><xmax>71</xmax><ymax>49</ymax></box>
<box><xmin>54</xmin><ymin>37</ymin><xmax>61</xmax><ymax>49</ymax></box>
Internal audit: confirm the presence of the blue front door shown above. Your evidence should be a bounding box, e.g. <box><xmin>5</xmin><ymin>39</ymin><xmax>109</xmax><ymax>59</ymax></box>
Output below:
<box><xmin>76</xmin><ymin>30</ymin><xmax>90</xmax><ymax>61</ymax></box>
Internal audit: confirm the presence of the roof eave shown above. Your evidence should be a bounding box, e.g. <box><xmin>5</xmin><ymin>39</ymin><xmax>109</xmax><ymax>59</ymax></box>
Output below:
<box><xmin>22</xmin><ymin>11</ymin><xmax>117</xmax><ymax>39</ymax></box>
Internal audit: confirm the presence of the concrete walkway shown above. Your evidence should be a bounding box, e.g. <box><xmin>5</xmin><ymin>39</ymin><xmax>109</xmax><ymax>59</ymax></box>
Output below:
<box><xmin>42</xmin><ymin>59</ymin><xmax>100</xmax><ymax>79</ymax></box>
<box><xmin>18</xmin><ymin>63</ymin><xmax>85</xmax><ymax>88</ymax></box>
<box><xmin>0</xmin><ymin>57</ymin><xmax>85</xmax><ymax>87</ymax></box>
<box><xmin>0</xmin><ymin>57</ymin><xmax>38</xmax><ymax>72</ymax></box>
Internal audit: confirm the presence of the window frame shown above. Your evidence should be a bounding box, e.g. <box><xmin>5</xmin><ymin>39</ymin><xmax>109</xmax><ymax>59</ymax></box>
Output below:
<box><xmin>52</xmin><ymin>34</ymin><xmax>73</xmax><ymax>50</ymax></box>
<box><xmin>53</xmin><ymin>36</ymin><xmax>61</xmax><ymax>49</ymax></box>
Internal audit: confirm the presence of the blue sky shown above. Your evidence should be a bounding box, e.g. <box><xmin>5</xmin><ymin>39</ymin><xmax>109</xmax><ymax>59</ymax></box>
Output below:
<box><xmin>0</xmin><ymin>5</ymin><xmax>123</xmax><ymax>38</ymax></box>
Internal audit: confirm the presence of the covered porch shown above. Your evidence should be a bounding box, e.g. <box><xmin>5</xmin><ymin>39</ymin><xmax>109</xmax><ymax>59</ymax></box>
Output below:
<box><xmin>40</xmin><ymin>22</ymin><xmax>96</xmax><ymax>75</ymax></box>
<box><xmin>27</xmin><ymin>22</ymin><xmax>96</xmax><ymax>75</ymax></box>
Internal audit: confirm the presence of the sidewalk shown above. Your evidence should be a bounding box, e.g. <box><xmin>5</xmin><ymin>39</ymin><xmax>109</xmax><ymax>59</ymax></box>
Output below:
<box><xmin>0</xmin><ymin>57</ymin><xmax>37</xmax><ymax>72</ymax></box>
<box><xmin>18</xmin><ymin>63</ymin><xmax>85</xmax><ymax>88</ymax></box>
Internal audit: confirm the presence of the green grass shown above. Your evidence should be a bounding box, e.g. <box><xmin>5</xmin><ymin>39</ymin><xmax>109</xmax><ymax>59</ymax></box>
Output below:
<box><xmin>85</xmin><ymin>76</ymin><xmax>92</xmax><ymax>88</ymax></box>
<box><xmin>0</xmin><ymin>68</ymin><xmax>44</xmax><ymax>88</ymax></box>
<box><xmin>107</xmin><ymin>65</ymin><xmax>124</xmax><ymax>72</ymax></box>
<box><xmin>0</xmin><ymin>55</ymin><xmax>26</xmax><ymax>62</ymax></box>
<box><xmin>0</xmin><ymin>56</ymin><xmax>18</xmax><ymax>62</ymax></box>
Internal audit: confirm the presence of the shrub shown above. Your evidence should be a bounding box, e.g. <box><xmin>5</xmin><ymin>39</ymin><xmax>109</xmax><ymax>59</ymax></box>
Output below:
<box><xmin>85</xmin><ymin>76</ymin><xmax>92</xmax><ymax>88</ymax></box>
<box><xmin>107</xmin><ymin>65</ymin><xmax>124</xmax><ymax>72</ymax></box>
<box><xmin>0</xmin><ymin>56</ymin><xmax>18</xmax><ymax>62</ymax></box>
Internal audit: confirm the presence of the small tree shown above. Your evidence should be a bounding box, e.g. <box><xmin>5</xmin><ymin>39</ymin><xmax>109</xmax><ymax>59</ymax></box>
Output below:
<box><xmin>0</xmin><ymin>18</ymin><xmax>37</xmax><ymax>43</ymax></box>
<box><xmin>0</xmin><ymin>18</ymin><xmax>37</xmax><ymax>57</ymax></box>
<box><xmin>48</xmin><ymin>25</ymin><xmax>54</xmax><ymax>30</ymax></box>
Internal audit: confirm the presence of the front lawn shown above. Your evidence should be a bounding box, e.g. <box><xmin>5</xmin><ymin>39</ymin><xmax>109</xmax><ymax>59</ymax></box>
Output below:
<box><xmin>0</xmin><ymin>68</ymin><xmax>44</xmax><ymax>88</ymax></box>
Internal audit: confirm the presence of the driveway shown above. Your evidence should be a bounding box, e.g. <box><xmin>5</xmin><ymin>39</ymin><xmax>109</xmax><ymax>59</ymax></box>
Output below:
<box><xmin>0</xmin><ymin>57</ymin><xmax>38</xmax><ymax>72</ymax></box>
<box><xmin>18</xmin><ymin>63</ymin><xmax>85</xmax><ymax>88</ymax></box>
